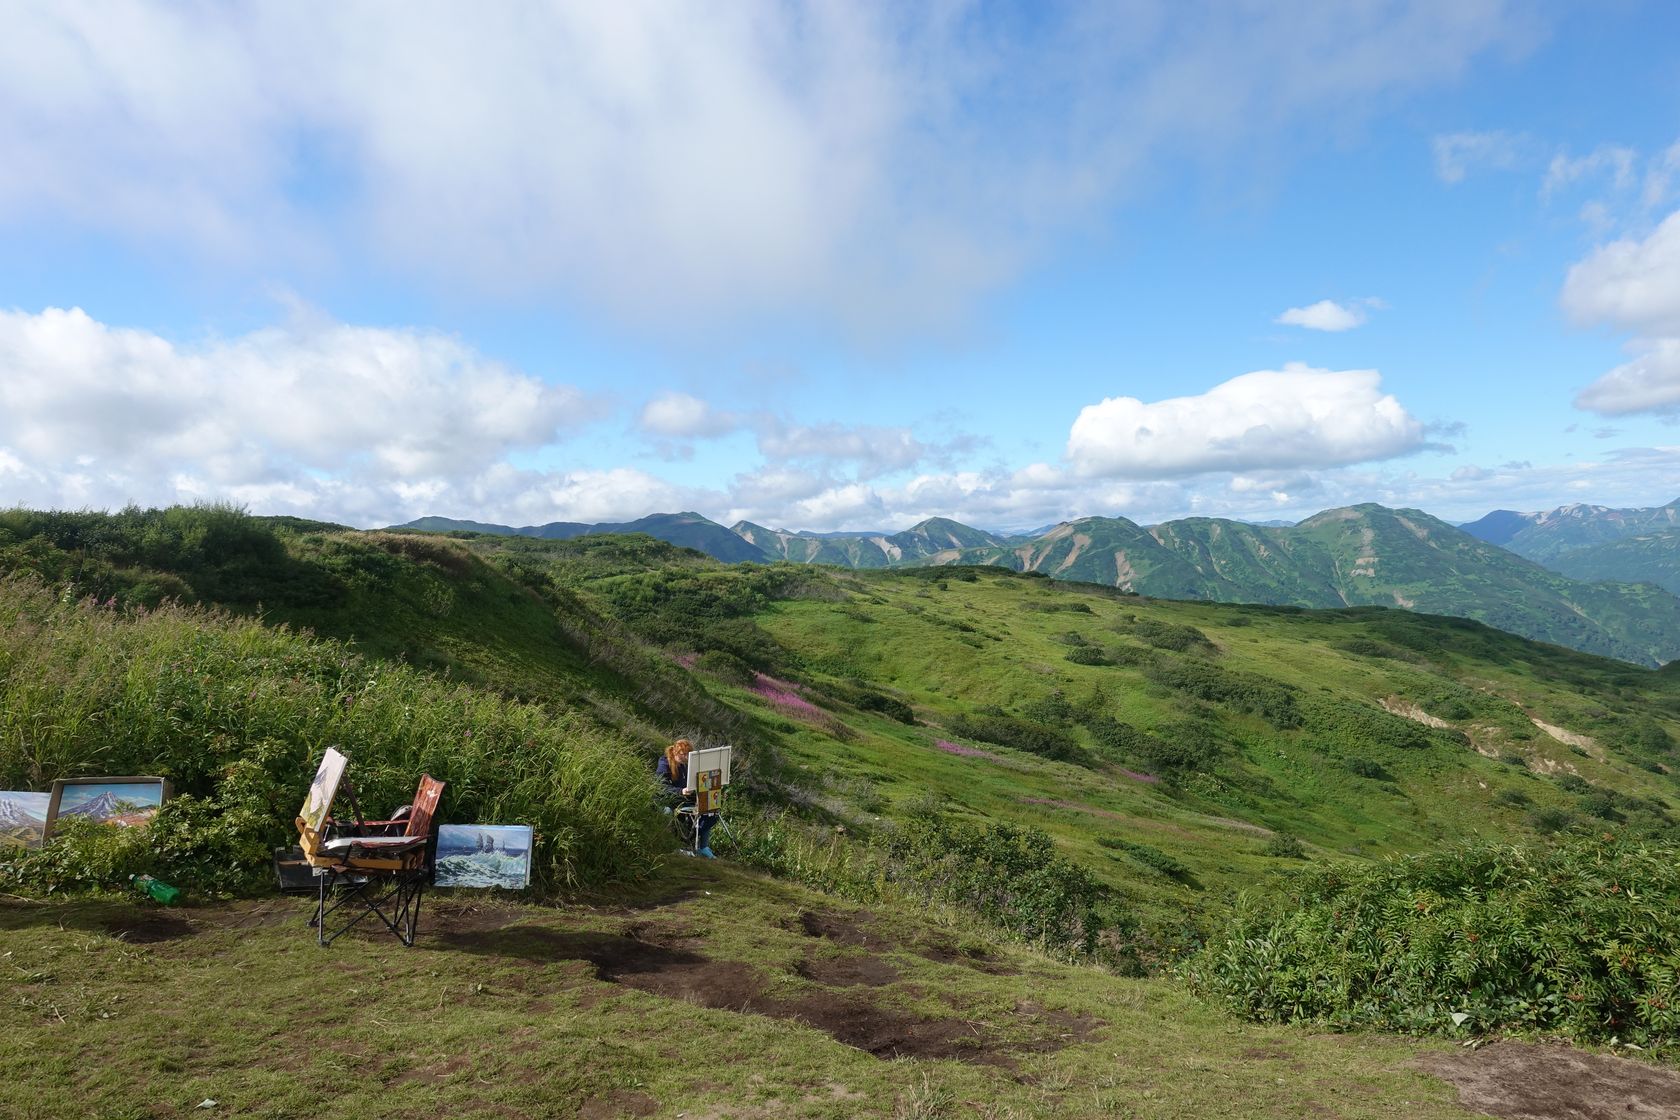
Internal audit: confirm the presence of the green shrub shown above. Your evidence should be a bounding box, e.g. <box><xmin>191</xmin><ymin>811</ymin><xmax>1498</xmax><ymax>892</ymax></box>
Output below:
<box><xmin>1343</xmin><ymin>757</ymin><xmax>1394</xmax><ymax>782</ymax></box>
<box><xmin>1491</xmin><ymin>788</ymin><xmax>1531</xmax><ymax>808</ymax></box>
<box><xmin>1262</xmin><ymin>833</ymin><xmax>1306</xmax><ymax>859</ymax></box>
<box><xmin>1191</xmin><ymin>837</ymin><xmax>1680</xmax><ymax>1045</ymax></box>
<box><xmin>1124</xmin><ymin>618</ymin><xmax>1214</xmax><ymax>653</ymax></box>
<box><xmin>1097</xmin><ymin>836</ymin><xmax>1194</xmax><ymax>881</ymax></box>
<box><xmin>947</xmin><ymin>708</ymin><xmax>1087</xmax><ymax>765</ymax></box>
<box><xmin>1136</xmin><ymin>720</ymin><xmax>1223</xmax><ymax>773</ymax></box>
<box><xmin>1526</xmin><ymin>807</ymin><xmax>1576</xmax><ymax>835</ymax></box>
<box><xmin>1143</xmin><ymin>659</ymin><xmax>1300</xmax><ymax>729</ymax></box>
<box><xmin>0</xmin><ymin>574</ymin><xmax>665</xmax><ymax>896</ymax></box>
<box><xmin>1064</xmin><ymin>645</ymin><xmax>1111</xmax><ymax>666</ymax></box>
<box><xmin>883</xmin><ymin>813</ymin><xmax>1111</xmax><ymax>958</ymax></box>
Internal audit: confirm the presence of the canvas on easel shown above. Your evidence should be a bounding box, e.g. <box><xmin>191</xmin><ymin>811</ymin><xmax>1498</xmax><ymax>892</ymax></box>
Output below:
<box><xmin>685</xmin><ymin>746</ymin><xmax>731</xmax><ymax>813</ymax></box>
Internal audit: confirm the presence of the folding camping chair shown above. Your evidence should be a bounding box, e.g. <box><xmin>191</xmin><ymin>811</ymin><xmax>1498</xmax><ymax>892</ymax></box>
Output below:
<box><xmin>295</xmin><ymin>747</ymin><xmax>444</xmax><ymax>947</ymax></box>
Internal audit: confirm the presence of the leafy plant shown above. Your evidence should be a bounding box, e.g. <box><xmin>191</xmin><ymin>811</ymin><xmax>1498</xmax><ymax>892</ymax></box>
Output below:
<box><xmin>1191</xmin><ymin>836</ymin><xmax>1680</xmax><ymax>1045</ymax></box>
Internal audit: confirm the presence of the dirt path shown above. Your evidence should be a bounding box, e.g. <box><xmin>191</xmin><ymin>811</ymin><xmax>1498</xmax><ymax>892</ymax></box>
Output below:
<box><xmin>1413</xmin><ymin>1042</ymin><xmax>1680</xmax><ymax>1119</ymax></box>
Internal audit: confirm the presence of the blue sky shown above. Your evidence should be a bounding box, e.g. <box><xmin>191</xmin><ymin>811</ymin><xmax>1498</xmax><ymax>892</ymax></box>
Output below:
<box><xmin>1</xmin><ymin>2</ymin><xmax>1678</xmax><ymax>532</ymax></box>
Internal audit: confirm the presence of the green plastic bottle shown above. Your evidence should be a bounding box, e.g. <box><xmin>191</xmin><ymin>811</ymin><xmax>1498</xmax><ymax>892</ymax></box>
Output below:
<box><xmin>130</xmin><ymin>874</ymin><xmax>181</xmax><ymax>905</ymax></box>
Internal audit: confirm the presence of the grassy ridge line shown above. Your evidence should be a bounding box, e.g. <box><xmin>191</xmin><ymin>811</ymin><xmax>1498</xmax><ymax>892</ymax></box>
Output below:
<box><xmin>0</xmin><ymin>573</ymin><xmax>664</xmax><ymax>892</ymax></box>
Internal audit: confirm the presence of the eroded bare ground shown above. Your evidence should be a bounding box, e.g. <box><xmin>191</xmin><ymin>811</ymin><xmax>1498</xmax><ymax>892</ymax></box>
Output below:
<box><xmin>433</xmin><ymin>904</ymin><xmax>1088</xmax><ymax>1067</ymax></box>
<box><xmin>1412</xmin><ymin>1042</ymin><xmax>1680</xmax><ymax>1120</ymax></box>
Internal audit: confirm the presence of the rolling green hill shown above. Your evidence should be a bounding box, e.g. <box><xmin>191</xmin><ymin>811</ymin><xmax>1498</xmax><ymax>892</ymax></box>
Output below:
<box><xmin>1548</xmin><ymin>528</ymin><xmax>1680</xmax><ymax>595</ymax></box>
<box><xmin>6</xmin><ymin>506</ymin><xmax>1680</xmax><ymax>1110</ymax></box>
<box><xmin>395</xmin><ymin>510</ymin><xmax>770</xmax><ymax>563</ymax></box>
<box><xmin>744</xmin><ymin>504</ymin><xmax>1680</xmax><ymax>667</ymax></box>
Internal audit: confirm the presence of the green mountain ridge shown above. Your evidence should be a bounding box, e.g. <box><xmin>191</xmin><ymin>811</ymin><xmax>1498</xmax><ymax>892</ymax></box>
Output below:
<box><xmin>396</xmin><ymin>511</ymin><xmax>769</xmax><ymax>563</ymax></box>
<box><xmin>403</xmin><ymin>501</ymin><xmax>1680</xmax><ymax>665</ymax></box>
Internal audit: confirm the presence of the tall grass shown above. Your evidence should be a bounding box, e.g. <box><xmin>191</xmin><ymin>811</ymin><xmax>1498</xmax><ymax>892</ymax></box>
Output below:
<box><xmin>0</xmin><ymin>574</ymin><xmax>665</xmax><ymax>894</ymax></box>
<box><xmin>1190</xmin><ymin>834</ymin><xmax>1680</xmax><ymax>1045</ymax></box>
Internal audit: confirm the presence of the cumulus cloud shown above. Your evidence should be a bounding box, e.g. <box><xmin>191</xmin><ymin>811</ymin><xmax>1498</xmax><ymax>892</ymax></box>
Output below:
<box><xmin>1565</xmin><ymin>207</ymin><xmax>1680</xmax><ymax>418</ymax></box>
<box><xmin>1562</xmin><ymin>209</ymin><xmax>1680</xmax><ymax>337</ymax></box>
<box><xmin>0</xmin><ymin>2</ymin><xmax>1532</xmax><ymax>335</ymax></box>
<box><xmin>1065</xmin><ymin>365</ymin><xmax>1427</xmax><ymax>478</ymax></box>
<box><xmin>1275</xmin><ymin>298</ymin><xmax>1385</xmax><ymax>332</ymax></box>
<box><xmin>638</xmin><ymin>392</ymin><xmax>743</xmax><ymax>439</ymax></box>
<box><xmin>0</xmin><ymin>306</ymin><xmax>604</xmax><ymax>523</ymax></box>
<box><xmin>1575</xmin><ymin>339</ymin><xmax>1680</xmax><ymax>416</ymax></box>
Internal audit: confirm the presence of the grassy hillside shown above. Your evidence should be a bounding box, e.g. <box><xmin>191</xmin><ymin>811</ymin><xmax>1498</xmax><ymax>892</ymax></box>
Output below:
<box><xmin>469</xmin><ymin>534</ymin><xmax>1679</xmax><ymax>947</ymax></box>
<box><xmin>725</xmin><ymin>504</ymin><xmax>1680</xmax><ymax>667</ymax></box>
<box><xmin>6</xmin><ymin>507</ymin><xmax>1680</xmax><ymax>1091</ymax></box>
<box><xmin>3</xmin><ymin>862</ymin><xmax>1514</xmax><ymax>1120</ymax></box>
<box><xmin>1549</xmin><ymin>528</ymin><xmax>1680</xmax><ymax>596</ymax></box>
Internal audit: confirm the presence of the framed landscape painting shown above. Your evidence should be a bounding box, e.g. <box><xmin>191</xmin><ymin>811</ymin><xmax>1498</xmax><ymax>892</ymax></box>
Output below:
<box><xmin>44</xmin><ymin>777</ymin><xmax>171</xmax><ymax>840</ymax></box>
<box><xmin>0</xmin><ymin>791</ymin><xmax>51</xmax><ymax>849</ymax></box>
<box><xmin>434</xmin><ymin>824</ymin><xmax>533</xmax><ymax>889</ymax></box>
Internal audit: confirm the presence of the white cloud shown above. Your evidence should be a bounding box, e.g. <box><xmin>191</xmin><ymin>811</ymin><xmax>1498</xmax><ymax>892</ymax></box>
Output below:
<box><xmin>1575</xmin><ymin>339</ymin><xmax>1680</xmax><ymax>416</ymax></box>
<box><xmin>0</xmin><ymin>306</ymin><xmax>603</xmax><ymax>524</ymax></box>
<box><xmin>1564</xmin><ymin>206</ymin><xmax>1680</xmax><ymax>418</ymax></box>
<box><xmin>638</xmin><ymin>392</ymin><xmax>742</xmax><ymax>439</ymax></box>
<box><xmin>1066</xmin><ymin>365</ymin><xmax>1427</xmax><ymax>478</ymax></box>
<box><xmin>755</xmin><ymin>421</ymin><xmax>925</xmax><ymax>478</ymax></box>
<box><xmin>1432</xmin><ymin>130</ymin><xmax>1530</xmax><ymax>184</ymax></box>
<box><xmin>0</xmin><ymin>3</ymin><xmax>1532</xmax><ymax>335</ymax></box>
<box><xmin>1275</xmin><ymin>298</ymin><xmax>1386</xmax><ymax>332</ymax></box>
<box><xmin>1543</xmin><ymin>145</ymin><xmax>1637</xmax><ymax>200</ymax></box>
<box><xmin>1562</xmin><ymin>209</ymin><xmax>1680</xmax><ymax>337</ymax></box>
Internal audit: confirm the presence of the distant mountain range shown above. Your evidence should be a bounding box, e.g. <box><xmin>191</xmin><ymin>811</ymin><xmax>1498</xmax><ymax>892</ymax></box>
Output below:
<box><xmin>396</xmin><ymin>499</ymin><xmax>1680</xmax><ymax>665</ymax></box>
<box><xmin>399</xmin><ymin>512</ymin><xmax>766</xmax><ymax>563</ymax></box>
<box><xmin>1461</xmin><ymin>498</ymin><xmax>1680</xmax><ymax>595</ymax></box>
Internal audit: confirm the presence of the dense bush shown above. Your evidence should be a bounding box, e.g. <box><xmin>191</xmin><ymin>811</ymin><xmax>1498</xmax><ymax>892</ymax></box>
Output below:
<box><xmin>0</xmin><ymin>574</ymin><xmax>665</xmax><ymax>896</ymax></box>
<box><xmin>883</xmin><ymin>813</ymin><xmax>1111</xmax><ymax>958</ymax></box>
<box><xmin>1302</xmin><ymin>700</ymin><xmax>1439</xmax><ymax>752</ymax></box>
<box><xmin>1122</xmin><ymin>617</ymin><xmax>1213</xmax><ymax>653</ymax></box>
<box><xmin>1097</xmin><ymin>836</ymin><xmax>1194</xmax><ymax>882</ymax></box>
<box><xmin>1144</xmin><ymin>659</ymin><xmax>1301</xmax><ymax>729</ymax></box>
<box><xmin>947</xmin><ymin>707</ymin><xmax>1087</xmax><ymax>765</ymax></box>
<box><xmin>1064</xmin><ymin>644</ymin><xmax>1112</xmax><ymax>666</ymax></box>
<box><xmin>1192</xmin><ymin>837</ymin><xmax>1680</xmax><ymax>1045</ymax></box>
<box><xmin>1262</xmin><ymin>832</ymin><xmax>1307</xmax><ymax>859</ymax></box>
<box><xmin>1137</xmin><ymin>720</ymin><xmax>1224</xmax><ymax>773</ymax></box>
<box><xmin>1343</xmin><ymin>757</ymin><xmax>1394</xmax><ymax>782</ymax></box>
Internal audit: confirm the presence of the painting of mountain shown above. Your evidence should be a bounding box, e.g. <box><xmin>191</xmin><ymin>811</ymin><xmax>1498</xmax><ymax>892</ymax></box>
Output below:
<box><xmin>0</xmin><ymin>790</ymin><xmax>49</xmax><ymax>848</ymax></box>
<box><xmin>434</xmin><ymin>824</ymin><xmax>533</xmax><ymax>889</ymax></box>
<box><xmin>46</xmin><ymin>778</ymin><xmax>168</xmax><ymax>838</ymax></box>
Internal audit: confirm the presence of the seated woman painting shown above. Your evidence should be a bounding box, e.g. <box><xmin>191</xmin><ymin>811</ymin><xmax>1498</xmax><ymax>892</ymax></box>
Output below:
<box><xmin>656</xmin><ymin>738</ymin><xmax>718</xmax><ymax>858</ymax></box>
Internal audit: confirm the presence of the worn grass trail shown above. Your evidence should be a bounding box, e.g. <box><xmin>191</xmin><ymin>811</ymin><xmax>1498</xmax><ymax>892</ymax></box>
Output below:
<box><xmin>1</xmin><ymin>860</ymin><xmax>1500</xmax><ymax>1120</ymax></box>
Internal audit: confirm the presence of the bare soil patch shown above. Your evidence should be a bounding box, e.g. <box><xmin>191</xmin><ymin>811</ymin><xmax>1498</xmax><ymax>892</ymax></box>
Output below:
<box><xmin>578</xmin><ymin>1090</ymin><xmax>658</xmax><ymax>1118</ymax></box>
<box><xmin>795</xmin><ymin>951</ymin><xmax>900</xmax><ymax>987</ymax></box>
<box><xmin>1412</xmin><ymin>1041</ymin><xmax>1680</xmax><ymax>1120</ymax></box>
<box><xmin>442</xmin><ymin>916</ymin><xmax>1089</xmax><ymax>1065</ymax></box>
<box><xmin>103</xmin><ymin>912</ymin><xmax>195</xmax><ymax>943</ymax></box>
<box><xmin>788</xmin><ymin>908</ymin><xmax>892</xmax><ymax>950</ymax></box>
<box><xmin>788</xmin><ymin>908</ymin><xmax>1017</xmax><ymax>974</ymax></box>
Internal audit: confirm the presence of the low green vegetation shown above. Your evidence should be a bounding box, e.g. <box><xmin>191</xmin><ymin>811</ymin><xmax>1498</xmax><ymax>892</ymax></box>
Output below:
<box><xmin>1194</xmin><ymin>835</ymin><xmax>1680</xmax><ymax>1045</ymax></box>
<box><xmin>0</xmin><ymin>572</ymin><xmax>663</xmax><ymax>894</ymax></box>
<box><xmin>4</xmin><ymin>504</ymin><xmax>1680</xmax><ymax>1099</ymax></box>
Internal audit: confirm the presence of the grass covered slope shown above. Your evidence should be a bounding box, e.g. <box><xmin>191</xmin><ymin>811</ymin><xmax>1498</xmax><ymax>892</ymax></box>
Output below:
<box><xmin>507</xmin><ymin>540</ymin><xmax>1680</xmax><ymax>945</ymax></box>
<box><xmin>0</xmin><ymin>861</ymin><xmax>1492</xmax><ymax>1120</ymax></box>
<box><xmin>0</xmin><ymin>573</ymin><xmax>664</xmax><ymax>893</ymax></box>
